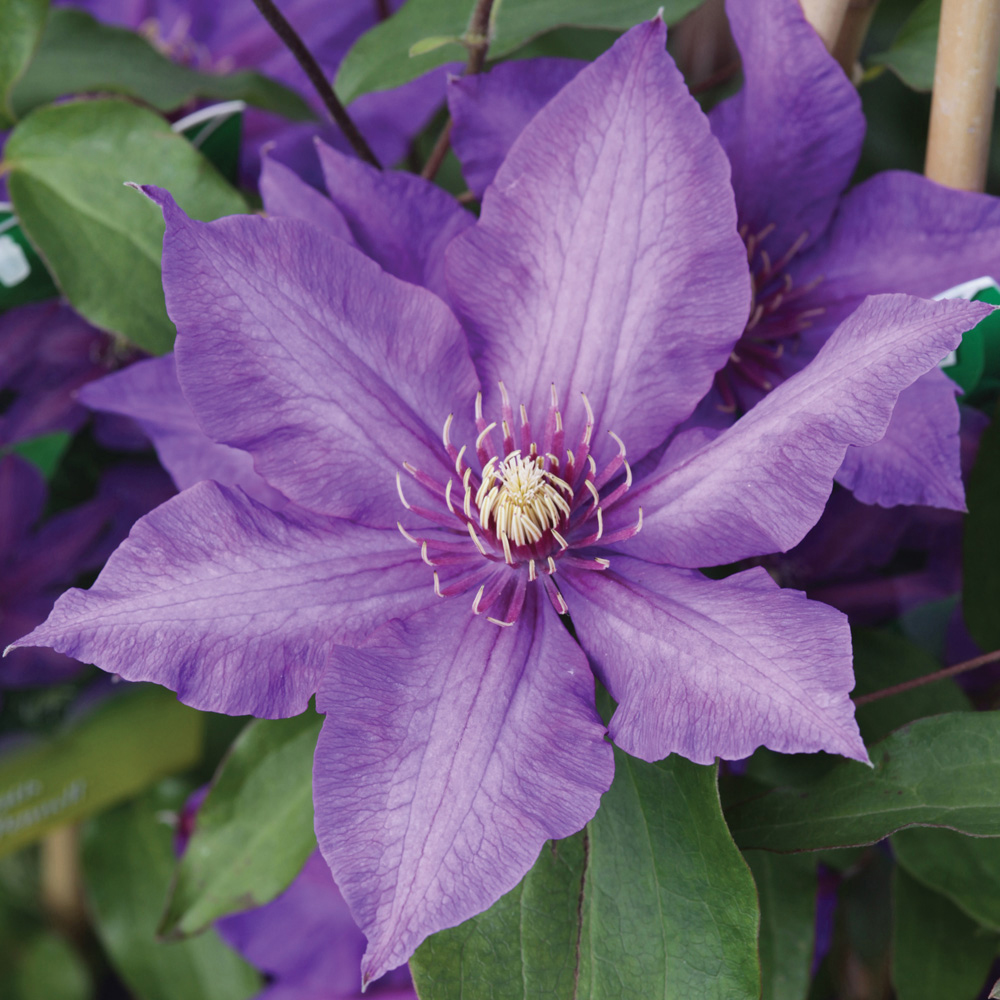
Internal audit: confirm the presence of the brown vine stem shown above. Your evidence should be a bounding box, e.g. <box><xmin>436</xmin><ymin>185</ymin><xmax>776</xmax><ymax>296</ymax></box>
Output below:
<box><xmin>421</xmin><ymin>0</ymin><xmax>496</xmax><ymax>180</ymax></box>
<box><xmin>853</xmin><ymin>648</ymin><xmax>1000</xmax><ymax>707</ymax></box>
<box><xmin>250</xmin><ymin>0</ymin><xmax>382</xmax><ymax>168</ymax></box>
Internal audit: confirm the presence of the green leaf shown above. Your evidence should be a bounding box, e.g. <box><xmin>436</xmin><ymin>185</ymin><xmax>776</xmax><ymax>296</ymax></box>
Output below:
<box><xmin>82</xmin><ymin>780</ymin><xmax>261</xmax><ymax>1000</ymax></box>
<box><xmin>336</xmin><ymin>0</ymin><xmax>704</xmax><ymax>102</ymax></box>
<box><xmin>0</xmin><ymin>206</ymin><xmax>59</xmax><ymax>311</ymax></box>
<box><xmin>0</xmin><ymin>0</ymin><xmax>47</xmax><ymax>127</ymax></box>
<box><xmin>9</xmin><ymin>8</ymin><xmax>313</xmax><ymax>121</ymax></box>
<box><xmin>578</xmin><ymin>751</ymin><xmax>758</xmax><ymax>999</ymax></box>
<box><xmin>893</xmin><ymin>827</ymin><xmax>1000</xmax><ymax>931</ymax></box>
<box><xmin>412</xmin><ymin>751</ymin><xmax>759</xmax><ymax>1000</ymax></box>
<box><xmin>745</xmin><ymin>851</ymin><xmax>816</xmax><ymax>1000</ymax></box>
<box><xmin>160</xmin><ymin>711</ymin><xmax>322</xmax><ymax>938</ymax></box>
<box><xmin>727</xmin><ymin>713</ymin><xmax>1000</xmax><ymax>852</ymax></box>
<box><xmin>9</xmin><ymin>431</ymin><xmax>71</xmax><ymax>480</ymax></box>
<box><xmin>5</xmin><ymin>98</ymin><xmax>248</xmax><ymax>354</ymax></box>
<box><xmin>851</xmin><ymin>628</ymin><xmax>970</xmax><ymax>745</ymax></box>
<box><xmin>963</xmin><ymin>408</ymin><xmax>1000</xmax><ymax>651</ymax></box>
<box><xmin>892</xmin><ymin>867</ymin><xmax>998</xmax><ymax>1000</ymax></box>
<box><xmin>0</xmin><ymin>684</ymin><xmax>204</xmax><ymax>857</ymax></box>
<box><xmin>869</xmin><ymin>0</ymin><xmax>1000</xmax><ymax>92</ymax></box>
<box><xmin>411</xmin><ymin>831</ymin><xmax>587</xmax><ymax>999</ymax></box>
<box><xmin>13</xmin><ymin>933</ymin><xmax>93</xmax><ymax>1000</ymax></box>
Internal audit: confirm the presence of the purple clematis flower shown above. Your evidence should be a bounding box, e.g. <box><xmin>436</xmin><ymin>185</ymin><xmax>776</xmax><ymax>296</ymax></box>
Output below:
<box><xmin>447</xmin><ymin>0</ymin><xmax>1000</xmax><ymax>512</ymax></box>
<box><xmin>0</xmin><ymin>302</ymin><xmax>114</xmax><ymax>447</ymax></box>
<box><xmin>58</xmin><ymin>0</ymin><xmax>448</xmax><ymax>181</ymax></box>
<box><xmin>217</xmin><ymin>852</ymin><xmax>417</xmax><ymax>1000</ymax></box>
<box><xmin>11</xmin><ymin>20</ymin><xmax>988</xmax><ymax>981</ymax></box>
<box><xmin>0</xmin><ymin>454</ymin><xmax>173</xmax><ymax>688</ymax></box>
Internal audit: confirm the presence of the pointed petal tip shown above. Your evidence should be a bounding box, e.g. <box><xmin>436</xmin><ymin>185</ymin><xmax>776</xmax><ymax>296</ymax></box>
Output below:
<box><xmin>137</xmin><ymin>185</ymin><xmax>183</xmax><ymax>221</ymax></box>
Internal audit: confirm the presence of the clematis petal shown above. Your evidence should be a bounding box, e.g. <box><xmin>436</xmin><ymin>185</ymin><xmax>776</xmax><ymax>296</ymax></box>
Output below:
<box><xmin>562</xmin><ymin>557</ymin><xmax>866</xmax><ymax>764</ymax></box>
<box><xmin>316</xmin><ymin>142</ymin><xmax>474</xmax><ymax>298</ymax></box>
<box><xmin>0</xmin><ymin>454</ymin><xmax>45</xmax><ymax>557</ymax></box>
<box><xmin>78</xmin><ymin>356</ymin><xmax>285</xmax><ymax>507</ymax></box>
<box><xmin>10</xmin><ymin>481</ymin><xmax>439</xmax><ymax>717</ymax></box>
<box><xmin>836</xmin><ymin>368</ymin><xmax>964</xmax><ymax>510</ymax></box>
<box><xmin>313</xmin><ymin>590</ymin><xmax>612</xmax><ymax>984</ymax></box>
<box><xmin>787</xmin><ymin>170</ymin><xmax>1000</xmax><ymax>330</ymax></box>
<box><xmin>259</xmin><ymin>153</ymin><xmax>355</xmax><ymax>244</ymax></box>
<box><xmin>446</xmin><ymin>19</ymin><xmax>749</xmax><ymax>463</ymax></box>
<box><xmin>448</xmin><ymin>58</ymin><xmax>584</xmax><ymax>197</ymax></box>
<box><xmin>629</xmin><ymin>294</ymin><xmax>988</xmax><ymax>567</ymax></box>
<box><xmin>709</xmin><ymin>0</ymin><xmax>864</xmax><ymax>261</ymax></box>
<box><xmin>148</xmin><ymin>188</ymin><xmax>480</xmax><ymax>526</ymax></box>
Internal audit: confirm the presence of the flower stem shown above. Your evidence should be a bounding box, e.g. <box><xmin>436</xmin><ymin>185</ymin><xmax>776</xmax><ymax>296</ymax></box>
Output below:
<box><xmin>250</xmin><ymin>0</ymin><xmax>382</xmax><ymax>169</ymax></box>
<box><xmin>420</xmin><ymin>0</ymin><xmax>497</xmax><ymax>180</ymax></box>
<box><xmin>799</xmin><ymin>0</ymin><xmax>852</xmax><ymax>53</ymax></box>
<box><xmin>852</xmin><ymin>648</ymin><xmax>1000</xmax><ymax>707</ymax></box>
<box><xmin>925</xmin><ymin>0</ymin><xmax>1000</xmax><ymax>192</ymax></box>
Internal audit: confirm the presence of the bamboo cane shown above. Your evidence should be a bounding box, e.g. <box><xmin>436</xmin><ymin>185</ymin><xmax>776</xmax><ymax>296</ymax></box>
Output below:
<box><xmin>800</xmin><ymin>0</ymin><xmax>852</xmax><ymax>53</ymax></box>
<box><xmin>925</xmin><ymin>0</ymin><xmax>1000</xmax><ymax>191</ymax></box>
<box><xmin>832</xmin><ymin>0</ymin><xmax>882</xmax><ymax>80</ymax></box>
<box><xmin>40</xmin><ymin>825</ymin><xmax>86</xmax><ymax>940</ymax></box>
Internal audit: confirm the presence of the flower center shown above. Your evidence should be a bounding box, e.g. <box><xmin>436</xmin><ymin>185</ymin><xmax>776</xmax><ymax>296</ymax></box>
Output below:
<box><xmin>715</xmin><ymin>224</ymin><xmax>825</xmax><ymax>413</ymax></box>
<box><xmin>477</xmin><ymin>453</ymin><xmax>572</xmax><ymax>550</ymax></box>
<box><xmin>395</xmin><ymin>383</ymin><xmax>642</xmax><ymax>626</ymax></box>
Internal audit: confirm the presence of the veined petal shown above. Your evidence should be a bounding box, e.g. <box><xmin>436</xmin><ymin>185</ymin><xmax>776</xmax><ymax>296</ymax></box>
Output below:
<box><xmin>710</xmin><ymin>0</ymin><xmax>863</xmax><ymax>260</ymax></box>
<box><xmin>316</xmin><ymin>142</ymin><xmax>474</xmax><ymax>299</ymax></box>
<box><xmin>446</xmin><ymin>19</ymin><xmax>749</xmax><ymax>463</ymax></box>
<box><xmin>630</xmin><ymin>294</ymin><xmax>989</xmax><ymax>567</ymax></box>
<box><xmin>562</xmin><ymin>557</ymin><xmax>866</xmax><ymax>764</ymax></box>
<box><xmin>259</xmin><ymin>153</ymin><xmax>355</xmax><ymax>245</ymax></box>
<box><xmin>78</xmin><ymin>356</ymin><xmax>285</xmax><ymax>507</ymax></box>
<box><xmin>313</xmin><ymin>591</ymin><xmax>612</xmax><ymax>984</ymax></box>
<box><xmin>148</xmin><ymin>188</ymin><xmax>480</xmax><ymax>527</ymax></box>
<box><xmin>448</xmin><ymin>58</ymin><xmax>585</xmax><ymax>197</ymax></box>
<box><xmin>836</xmin><ymin>368</ymin><xmax>964</xmax><ymax>510</ymax></box>
<box><xmin>787</xmin><ymin>171</ymin><xmax>1000</xmax><ymax>330</ymax></box>
<box><xmin>10</xmin><ymin>482</ymin><xmax>439</xmax><ymax>717</ymax></box>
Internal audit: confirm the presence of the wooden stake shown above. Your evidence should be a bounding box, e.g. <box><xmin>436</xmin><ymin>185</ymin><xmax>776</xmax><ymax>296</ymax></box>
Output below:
<box><xmin>832</xmin><ymin>0</ymin><xmax>882</xmax><ymax>80</ymax></box>
<box><xmin>41</xmin><ymin>825</ymin><xmax>86</xmax><ymax>940</ymax></box>
<box><xmin>925</xmin><ymin>0</ymin><xmax>1000</xmax><ymax>191</ymax></box>
<box><xmin>799</xmin><ymin>0</ymin><xmax>852</xmax><ymax>53</ymax></box>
